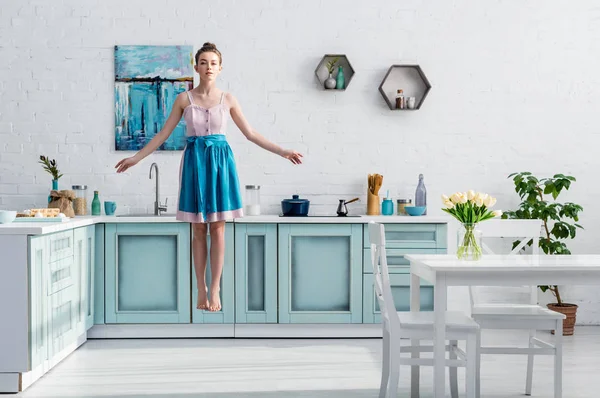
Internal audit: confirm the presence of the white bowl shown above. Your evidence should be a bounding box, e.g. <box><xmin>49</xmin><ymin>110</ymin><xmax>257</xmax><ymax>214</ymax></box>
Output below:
<box><xmin>0</xmin><ymin>210</ymin><xmax>17</xmax><ymax>224</ymax></box>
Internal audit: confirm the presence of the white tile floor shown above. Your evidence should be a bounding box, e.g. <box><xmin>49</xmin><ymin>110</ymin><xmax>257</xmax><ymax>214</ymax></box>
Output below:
<box><xmin>18</xmin><ymin>327</ymin><xmax>600</xmax><ymax>397</ymax></box>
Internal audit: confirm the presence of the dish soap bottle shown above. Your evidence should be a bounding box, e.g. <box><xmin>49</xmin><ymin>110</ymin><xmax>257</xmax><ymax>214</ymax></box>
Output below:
<box><xmin>91</xmin><ymin>190</ymin><xmax>101</xmax><ymax>216</ymax></box>
<box><xmin>336</xmin><ymin>65</ymin><xmax>345</xmax><ymax>89</ymax></box>
<box><xmin>415</xmin><ymin>174</ymin><xmax>427</xmax><ymax>215</ymax></box>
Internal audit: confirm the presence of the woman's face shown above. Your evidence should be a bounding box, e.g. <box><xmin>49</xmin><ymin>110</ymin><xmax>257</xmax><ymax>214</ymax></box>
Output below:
<box><xmin>195</xmin><ymin>51</ymin><xmax>222</xmax><ymax>81</ymax></box>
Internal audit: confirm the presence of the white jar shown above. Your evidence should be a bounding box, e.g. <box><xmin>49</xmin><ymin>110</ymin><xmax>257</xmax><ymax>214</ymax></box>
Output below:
<box><xmin>245</xmin><ymin>185</ymin><xmax>261</xmax><ymax>216</ymax></box>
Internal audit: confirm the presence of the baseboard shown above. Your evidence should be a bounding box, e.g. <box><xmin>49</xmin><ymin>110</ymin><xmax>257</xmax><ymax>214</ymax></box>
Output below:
<box><xmin>234</xmin><ymin>324</ymin><xmax>383</xmax><ymax>338</ymax></box>
<box><xmin>87</xmin><ymin>323</ymin><xmax>383</xmax><ymax>339</ymax></box>
<box><xmin>88</xmin><ymin>324</ymin><xmax>235</xmax><ymax>338</ymax></box>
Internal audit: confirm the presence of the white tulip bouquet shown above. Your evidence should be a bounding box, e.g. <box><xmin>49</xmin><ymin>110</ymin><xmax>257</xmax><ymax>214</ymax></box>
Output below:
<box><xmin>441</xmin><ymin>190</ymin><xmax>503</xmax><ymax>260</ymax></box>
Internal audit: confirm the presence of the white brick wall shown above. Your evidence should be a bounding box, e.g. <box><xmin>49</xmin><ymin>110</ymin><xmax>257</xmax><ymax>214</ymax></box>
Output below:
<box><xmin>2</xmin><ymin>0</ymin><xmax>600</xmax><ymax>323</ymax></box>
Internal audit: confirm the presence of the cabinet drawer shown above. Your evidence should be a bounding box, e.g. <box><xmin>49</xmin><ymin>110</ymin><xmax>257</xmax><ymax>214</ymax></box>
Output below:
<box><xmin>363</xmin><ymin>273</ymin><xmax>434</xmax><ymax>324</ymax></box>
<box><xmin>48</xmin><ymin>256</ymin><xmax>74</xmax><ymax>295</ymax></box>
<box><xmin>48</xmin><ymin>284</ymin><xmax>78</xmax><ymax>357</ymax></box>
<box><xmin>363</xmin><ymin>248</ymin><xmax>446</xmax><ymax>274</ymax></box>
<box><xmin>48</xmin><ymin>231</ymin><xmax>74</xmax><ymax>262</ymax></box>
<box><xmin>363</xmin><ymin>223</ymin><xmax>447</xmax><ymax>249</ymax></box>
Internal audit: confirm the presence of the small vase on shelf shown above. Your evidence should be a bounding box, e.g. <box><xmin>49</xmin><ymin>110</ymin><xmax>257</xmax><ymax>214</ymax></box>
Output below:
<box><xmin>325</xmin><ymin>73</ymin><xmax>336</xmax><ymax>89</ymax></box>
<box><xmin>457</xmin><ymin>223</ymin><xmax>483</xmax><ymax>261</ymax></box>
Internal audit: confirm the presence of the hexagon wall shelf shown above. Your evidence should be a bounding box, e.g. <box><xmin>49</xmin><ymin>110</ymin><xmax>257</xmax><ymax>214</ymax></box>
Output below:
<box><xmin>314</xmin><ymin>54</ymin><xmax>355</xmax><ymax>91</ymax></box>
<box><xmin>378</xmin><ymin>65</ymin><xmax>431</xmax><ymax>110</ymax></box>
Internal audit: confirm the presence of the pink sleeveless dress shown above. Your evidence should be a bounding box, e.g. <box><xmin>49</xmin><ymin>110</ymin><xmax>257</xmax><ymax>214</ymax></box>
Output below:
<box><xmin>176</xmin><ymin>91</ymin><xmax>244</xmax><ymax>223</ymax></box>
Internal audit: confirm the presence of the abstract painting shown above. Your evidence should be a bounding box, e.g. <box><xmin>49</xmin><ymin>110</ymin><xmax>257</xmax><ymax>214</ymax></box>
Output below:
<box><xmin>115</xmin><ymin>45</ymin><xmax>193</xmax><ymax>151</ymax></box>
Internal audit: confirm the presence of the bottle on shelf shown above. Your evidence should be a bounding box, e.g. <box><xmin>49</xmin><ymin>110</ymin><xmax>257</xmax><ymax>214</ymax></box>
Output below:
<box><xmin>415</xmin><ymin>174</ymin><xmax>427</xmax><ymax>215</ymax></box>
<box><xmin>336</xmin><ymin>65</ymin><xmax>345</xmax><ymax>89</ymax></box>
<box><xmin>395</xmin><ymin>89</ymin><xmax>405</xmax><ymax>109</ymax></box>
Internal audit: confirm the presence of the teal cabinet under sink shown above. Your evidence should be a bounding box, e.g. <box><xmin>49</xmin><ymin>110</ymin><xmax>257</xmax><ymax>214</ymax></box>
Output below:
<box><xmin>104</xmin><ymin>223</ymin><xmax>191</xmax><ymax>323</ymax></box>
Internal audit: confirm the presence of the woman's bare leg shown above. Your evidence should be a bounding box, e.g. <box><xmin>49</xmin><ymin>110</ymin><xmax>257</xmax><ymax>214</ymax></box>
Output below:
<box><xmin>192</xmin><ymin>223</ymin><xmax>209</xmax><ymax>310</ymax></box>
<box><xmin>208</xmin><ymin>221</ymin><xmax>225</xmax><ymax>311</ymax></box>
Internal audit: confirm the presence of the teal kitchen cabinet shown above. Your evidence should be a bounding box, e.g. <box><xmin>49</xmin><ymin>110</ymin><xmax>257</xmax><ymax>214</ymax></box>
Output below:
<box><xmin>362</xmin><ymin>274</ymin><xmax>434</xmax><ymax>323</ymax></box>
<box><xmin>234</xmin><ymin>224</ymin><xmax>277</xmax><ymax>323</ymax></box>
<box><xmin>192</xmin><ymin>223</ymin><xmax>235</xmax><ymax>324</ymax></box>
<box><xmin>93</xmin><ymin>224</ymin><xmax>105</xmax><ymax>325</ymax></box>
<box><xmin>278</xmin><ymin>224</ymin><xmax>363</xmax><ymax>324</ymax></box>
<box><xmin>362</xmin><ymin>223</ymin><xmax>447</xmax><ymax>323</ymax></box>
<box><xmin>28</xmin><ymin>235</ymin><xmax>49</xmax><ymax>370</ymax></box>
<box><xmin>104</xmin><ymin>223</ymin><xmax>191</xmax><ymax>323</ymax></box>
<box><xmin>363</xmin><ymin>223</ymin><xmax>447</xmax><ymax>249</ymax></box>
<box><xmin>74</xmin><ymin>226</ymin><xmax>96</xmax><ymax>331</ymax></box>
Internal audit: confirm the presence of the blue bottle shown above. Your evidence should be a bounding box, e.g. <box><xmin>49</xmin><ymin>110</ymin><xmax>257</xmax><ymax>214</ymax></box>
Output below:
<box><xmin>336</xmin><ymin>65</ymin><xmax>345</xmax><ymax>89</ymax></box>
<box><xmin>415</xmin><ymin>174</ymin><xmax>427</xmax><ymax>215</ymax></box>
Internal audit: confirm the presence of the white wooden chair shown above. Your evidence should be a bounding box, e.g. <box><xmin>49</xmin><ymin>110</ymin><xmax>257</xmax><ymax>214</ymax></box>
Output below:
<box><xmin>471</xmin><ymin>219</ymin><xmax>565</xmax><ymax>398</ymax></box>
<box><xmin>368</xmin><ymin>221</ymin><xmax>480</xmax><ymax>398</ymax></box>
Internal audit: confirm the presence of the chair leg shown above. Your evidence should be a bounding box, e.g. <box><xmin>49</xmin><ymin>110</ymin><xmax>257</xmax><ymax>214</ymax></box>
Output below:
<box><xmin>475</xmin><ymin>329</ymin><xmax>481</xmax><ymax>398</ymax></box>
<box><xmin>388</xmin><ymin>338</ymin><xmax>400</xmax><ymax>398</ymax></box>
<box><xmin>466</xmin><ymin>332</ymin><xmax>478</xmax><ymax>398</ymax></box>
<box><xmin>554</xmin><ymin>320</ymin><xmax>563</xmax><ymax>398</ymax></box>
<box><xmin>410</xmin><ymin>338</ymin><xmax>420</xmax><ymax>398</ymax></box>
<box><xmin>525</xmin><ymin>330</ymin><xmax>535</xmax><ymax>396</ymax></box>
<box><xmin>449</xmin><ymin>340</ymin><xmax>459</xmax><ymax>398</ymax></box>
<box><xmin>380</xmin><ymin>329</ymin><xmax>391</xmax><ymax>398</ymax></box>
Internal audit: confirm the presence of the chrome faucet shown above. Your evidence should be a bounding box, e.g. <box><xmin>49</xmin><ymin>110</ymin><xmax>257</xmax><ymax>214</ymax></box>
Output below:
<box><xmin>149</xmin><ymin>162</ymin><xmax>168</xmax><ymax>215</ymax></box>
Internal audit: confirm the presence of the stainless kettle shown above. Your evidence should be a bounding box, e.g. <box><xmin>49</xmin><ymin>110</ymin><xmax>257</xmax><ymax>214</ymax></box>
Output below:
<box><xmin>337</xmin><ymin>197</ymin><xmax>360</xmax><ymax>216</ymax></box>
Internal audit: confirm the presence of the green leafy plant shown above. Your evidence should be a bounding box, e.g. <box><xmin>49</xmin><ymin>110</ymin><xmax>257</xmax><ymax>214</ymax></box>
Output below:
<box><xmin>326</xmin><ymin>57</ymin><xmax>339</xmax><ymax>74</ymax></box>
<box><xmin>38</xmin><ymin>155</ymin><xmax>63</xmax><ymax>180</ymax></box>
<box><xmin>502</xmin><ymin>172</ymin><xmax>583</xmax><ymax>305</ymax></box>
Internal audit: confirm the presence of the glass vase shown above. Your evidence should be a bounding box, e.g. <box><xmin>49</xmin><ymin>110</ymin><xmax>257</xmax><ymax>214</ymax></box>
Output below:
<box><xmin>457</xmin><ymin>223</ymin><xmax>483</xmax><ymax>261</ymax></box>
<box><xmin>48</xmin><ymin>179</ymin><xmax>59</xmax><ymax>203</ymax></box>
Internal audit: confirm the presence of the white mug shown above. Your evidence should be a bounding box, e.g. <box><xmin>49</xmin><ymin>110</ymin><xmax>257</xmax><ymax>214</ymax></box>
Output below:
<box><xmin>407</xmin><ymin>97</ymin><xmax>416</xmax><ymax>109</ymax></box>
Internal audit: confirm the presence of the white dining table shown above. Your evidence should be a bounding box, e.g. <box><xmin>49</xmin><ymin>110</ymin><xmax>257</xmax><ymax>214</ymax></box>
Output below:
<box><xmin>405</xmin><ymin>254</ymin><xmax>600</xmax><ymax>398</ymax></box>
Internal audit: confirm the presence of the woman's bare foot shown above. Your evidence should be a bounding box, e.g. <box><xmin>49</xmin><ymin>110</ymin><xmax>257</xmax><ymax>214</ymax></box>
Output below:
<box><xmin>209</xmin><ymin>287</ymin><xmax>221</xmax><ymax>312</ymax></box>
<box><xmin>197</xmin><ymin>285</ymin><xmax>209</xmax><ymax>310</ymax></box>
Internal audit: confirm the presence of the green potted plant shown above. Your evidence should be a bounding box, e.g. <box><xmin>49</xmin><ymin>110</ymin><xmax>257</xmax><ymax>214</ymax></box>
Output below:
<box><xmin>324</xmin><ymin>56</ymin><xmax>339</xmax><ymax>89</ymax></box>
<box><xmin>502</xmin><ymin>172</ymin><xmax>583</xmax><ymax>335</ymax></box>
<box><xmin>39</xmin><ymin>155</ymin><xmax>63</xmax><ymax>189</ymax></box>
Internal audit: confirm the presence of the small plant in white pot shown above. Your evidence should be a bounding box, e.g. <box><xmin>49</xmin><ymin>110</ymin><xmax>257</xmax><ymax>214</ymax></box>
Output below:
<box><xmin>324</xmin><ymin>57</ymin><xmax>339</xmax><ymax>89</ymax></box>
<box><xmin>502</xmin><ymin>172</ymin><xmax>583</xmax><ymax>335</ymax></box>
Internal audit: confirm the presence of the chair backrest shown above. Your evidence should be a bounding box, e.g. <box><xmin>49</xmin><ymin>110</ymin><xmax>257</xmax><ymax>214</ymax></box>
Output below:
<box><xmin>368</xmin><ymin>222</ymin><xmax>401</xmax><ymax>332</ymax></box>
<box><xmin>469</xmin><ymin>219</ymin><xmax>542</xmax><ymax>308</ymax></box>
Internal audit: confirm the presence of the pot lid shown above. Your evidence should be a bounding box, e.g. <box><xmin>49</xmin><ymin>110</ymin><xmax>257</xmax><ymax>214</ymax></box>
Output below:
<box><xmin>282</xmin><ymin>194</ymin><xmax>309</xmax><ymax>204</ymax></box>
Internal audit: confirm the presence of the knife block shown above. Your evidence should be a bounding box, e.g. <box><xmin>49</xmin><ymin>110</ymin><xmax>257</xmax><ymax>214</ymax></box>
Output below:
<box><xmin>366</xmin><ymin>191</ymin><xmax>380</xmax><ymax>215</ymax></box>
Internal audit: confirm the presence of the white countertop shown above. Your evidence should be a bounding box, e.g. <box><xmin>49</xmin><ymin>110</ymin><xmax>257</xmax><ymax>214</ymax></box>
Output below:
<box><xmin>0</xmin><ymin>214</ymin><xmax>449</xmax><ymax>235</ymax></box>
<box><xmin>237</xmin><ymin>215</ymin><xmax>450</xmax><ymax>224</ymax></box>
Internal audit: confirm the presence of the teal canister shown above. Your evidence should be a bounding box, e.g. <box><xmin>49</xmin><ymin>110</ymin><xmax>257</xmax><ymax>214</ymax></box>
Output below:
<box><xmin>382</xmin><ymin>198</ymin><xmax>394</xmax><ymax>215</ymax></box>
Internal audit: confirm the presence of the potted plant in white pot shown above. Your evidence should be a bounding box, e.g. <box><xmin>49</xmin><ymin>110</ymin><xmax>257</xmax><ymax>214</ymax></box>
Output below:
<box><xmin>502</xmin><ymin>172</ymin><xmax>583</xmax><ymax>335</ymax></box>
<box><xmin>324</xmin><ymin>57</ymin><xmax>339</xmax><ymax>89</ymax></box>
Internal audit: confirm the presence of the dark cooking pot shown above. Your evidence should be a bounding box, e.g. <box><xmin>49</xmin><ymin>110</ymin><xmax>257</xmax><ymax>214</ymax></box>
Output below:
<box><xmin>281</xmin><ymin>195</ymin><xmax>310</xmax><ymax>216</ymax></box>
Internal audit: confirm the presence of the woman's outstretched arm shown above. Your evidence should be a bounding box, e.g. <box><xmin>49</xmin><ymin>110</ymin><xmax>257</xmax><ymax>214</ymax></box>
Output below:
<box><xmin>229</xmin><ymin>93</ymin><xmax>303</xmax><ymax>165</ymax></box>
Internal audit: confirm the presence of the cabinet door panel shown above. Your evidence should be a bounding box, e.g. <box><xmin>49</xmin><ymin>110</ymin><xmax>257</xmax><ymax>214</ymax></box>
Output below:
<box><xmin>105</xmin><ymin>223</ymin><xmax>191</xmax><ymax>323</ymax></box>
